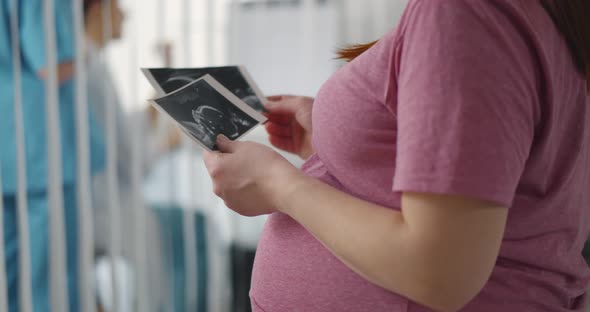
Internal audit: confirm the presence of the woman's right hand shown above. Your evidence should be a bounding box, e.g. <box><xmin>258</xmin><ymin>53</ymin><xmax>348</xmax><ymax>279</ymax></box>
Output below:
<box><xmin>264</xmin><ymin>95</ymin><xmax>314</xmax><ymax>160</ymax></box>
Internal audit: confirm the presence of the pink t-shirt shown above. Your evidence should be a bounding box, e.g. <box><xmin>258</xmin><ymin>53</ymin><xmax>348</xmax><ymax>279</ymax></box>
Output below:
<box><xmin>250</xmin><ymin>1</ymin><xmax>590</xmax><ymax>311</ymax></box>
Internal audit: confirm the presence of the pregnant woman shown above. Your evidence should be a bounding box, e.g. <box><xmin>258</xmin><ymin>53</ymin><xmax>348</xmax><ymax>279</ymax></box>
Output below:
<box><xmin>204</xmin><ymin>1</ymin><xmax>590</xmax><ymax>311</ymax></box>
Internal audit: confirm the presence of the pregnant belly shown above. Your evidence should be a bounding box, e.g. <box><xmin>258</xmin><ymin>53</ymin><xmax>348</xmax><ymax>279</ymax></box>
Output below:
<box><xmin>249</xmin><ymin>209</ymin><xmax>409</xmax><ymax>312</ymax></box>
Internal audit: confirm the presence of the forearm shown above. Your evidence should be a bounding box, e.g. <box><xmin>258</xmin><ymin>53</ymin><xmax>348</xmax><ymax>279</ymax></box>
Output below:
<box><xmin>38</xmin><ymin>61</ymin><xmax>75</xmax><ymax>83</ymax></box>
<box><xmin>276</xmin><ymin>176</ymin><xmax>422</xmax><ymax>299</ymax></box>
<box><xmin>274</xmin><ymin>174</ymin><xmax>491</xmax><ymax>312</ymax></box>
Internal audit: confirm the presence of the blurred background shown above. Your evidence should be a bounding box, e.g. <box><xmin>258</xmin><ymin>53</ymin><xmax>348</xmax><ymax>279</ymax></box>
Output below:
<box><xmin>0</xmin><ymin>0</ymin><xmax>409</xmax><ymax>311</ymax></box>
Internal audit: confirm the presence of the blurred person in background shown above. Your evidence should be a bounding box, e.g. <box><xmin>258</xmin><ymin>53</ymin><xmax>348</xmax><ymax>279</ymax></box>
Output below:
<box><xmin>83</xmin><ymin>1</ymin><xmax>180</xmax><ymax>311</ymax></box>
<box><xmin>0</xmin><ymin>0</ymin><xmax>106</xmax><ymax>311</ymax></box>
<box><xmin>84</xmin><ymin>0</ymin><xmax>181</xmax><ymax>252</ymax></box>
<box><xmin>205</xmin><ymin>1</ymin><xmax>590</xmax><ymax>311</ymax></box>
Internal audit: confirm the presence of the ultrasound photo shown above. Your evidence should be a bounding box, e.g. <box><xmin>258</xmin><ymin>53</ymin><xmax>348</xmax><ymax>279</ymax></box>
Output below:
<box><xmin>151</xmin><ymin>75</ymin><xmax>267</xmax><ymax>151</ymax></box>
<box><xmin>143</xmin><ymin>66</ymin><xmax>267</xmax><ymax>112</ymax></box>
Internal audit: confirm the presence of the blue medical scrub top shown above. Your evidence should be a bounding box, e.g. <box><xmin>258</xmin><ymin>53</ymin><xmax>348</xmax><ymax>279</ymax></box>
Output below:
<box><xmin>0</xmin><ymin>0</ymin><xmax>105</xmax><ymax>194</ymax></box>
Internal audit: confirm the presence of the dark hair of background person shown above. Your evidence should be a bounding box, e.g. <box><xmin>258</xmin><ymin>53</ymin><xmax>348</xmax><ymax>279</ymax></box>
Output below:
<box><xmin>83</xmin><ymin>0</ymin><xmax>101</xmax><ymax>15</ymax></box>
<box><xmin>337</xmin><ymin>1</ymin><xmax>590</xmax><ymax>90</ymax></box>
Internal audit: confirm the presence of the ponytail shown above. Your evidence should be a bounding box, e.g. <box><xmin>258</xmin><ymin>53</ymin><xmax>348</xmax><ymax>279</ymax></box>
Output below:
<box><xmin>336</xmin><ymin>41</ymin><xmax>378</xmax><ymax>62</ymax></box>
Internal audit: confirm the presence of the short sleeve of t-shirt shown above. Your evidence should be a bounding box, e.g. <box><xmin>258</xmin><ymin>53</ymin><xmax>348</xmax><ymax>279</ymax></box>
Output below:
<box><xmin>392</xmin><ymin>0</ymin><xmax>540</xmax><ymax>207</ymax></box>
<box><xmin>20</xmin><ymin>0</ymin><xmax>75</xmax><ymax>72</ymax></box>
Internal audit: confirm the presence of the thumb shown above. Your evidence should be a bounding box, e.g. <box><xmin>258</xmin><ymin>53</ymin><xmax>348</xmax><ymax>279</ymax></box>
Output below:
<box><xmin>216</xmin><ymin>135</ymin><xmax>237</xmax><ymax>153</ymax></box>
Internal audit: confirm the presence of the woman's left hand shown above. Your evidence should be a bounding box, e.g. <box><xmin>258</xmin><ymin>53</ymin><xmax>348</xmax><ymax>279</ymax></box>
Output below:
<box><xmin>203</xmin><ymin>135</ymin><xmax>301</xmax><ymax>216</ymax></box>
